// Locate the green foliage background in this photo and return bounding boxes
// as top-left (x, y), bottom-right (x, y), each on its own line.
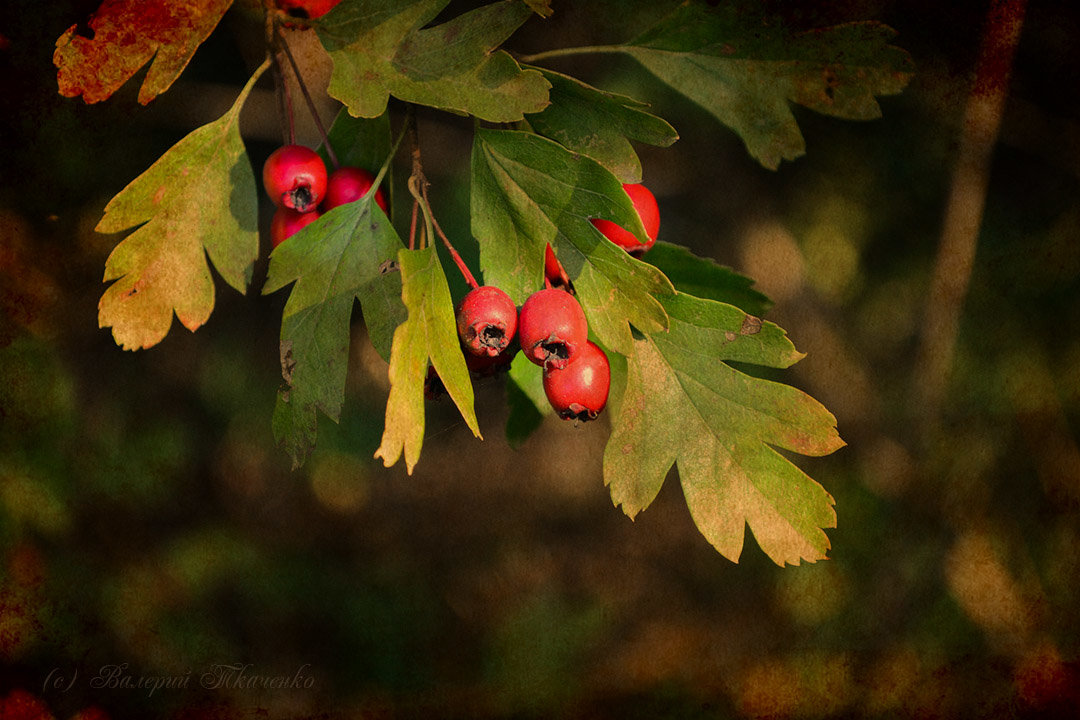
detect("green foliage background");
top-left (2, 0), bottom-right (1080, 718)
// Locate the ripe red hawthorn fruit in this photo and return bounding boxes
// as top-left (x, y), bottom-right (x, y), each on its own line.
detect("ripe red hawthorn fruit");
top-left (543, 341), bottom-right (610, 421)
top-left (591, 183), bottom-right (660, 256)
top-left (270, 206), bottom-right (321, 248)
top-left (518, 288), bottom-right (588, 370)
top-left (275, 0), bottom-right (342, 20)
top-left (263, 145), bottom-right (327, 213)
top-left (456, 286), bottom-right (517, 357)
top-left (323, 166), bottom-right (388, 214)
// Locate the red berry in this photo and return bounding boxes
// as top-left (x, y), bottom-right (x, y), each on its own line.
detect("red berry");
top-left (263, 145), bottom-right (327, 213)
top-left (464, 344), bottom-right (516, 377)
top-left (517, 288), bottom-right (588, 370)
top-left (270, 206), bottom-right (321, 248)
top-left (544, 243), bottom-right (566, 287)
top-left (275, 0), bottom-right (342, 20)
top-left (323, 166), bottom-right (388, 214)
top-left (591, 183), bottom-right (660, 255)
top-left (456, 286), bottom-right (518, 357)
top-left (543, 341), bottom-right (610, 421)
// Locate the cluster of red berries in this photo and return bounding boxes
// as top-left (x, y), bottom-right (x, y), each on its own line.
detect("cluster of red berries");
top-left (448, 183), bottom-right (660, 421)
top-left (263, 144), bottom-right (387, 248)
top-left (455, 285), bottom-right (610, 421)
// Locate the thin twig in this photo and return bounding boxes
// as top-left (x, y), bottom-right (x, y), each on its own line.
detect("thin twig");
top-left (265, 12), bottom-right (293, 145)
top-left (275, 22), bottom-right (338, 167)
top-left (913, 0), bottom-right (1028, 438)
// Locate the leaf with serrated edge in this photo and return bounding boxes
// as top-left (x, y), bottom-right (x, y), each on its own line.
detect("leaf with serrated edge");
top-left (525, 67), bottom-right (678, 183)
top-left (642, 241), bottom-right (772, 316)
top-left (375, 246), bottom-right (481, 474)
top-left (318, 0), bottom-right (549, 121)
top-left (604, 293), bottom-right (844, 566)
top-left (620, 2), bottom-right (913, 169)
top-left (95, 59), bottom-right (266, 351)
top-left (263, 194), bottom-right (406, 468)
top-left (471, 129), bottom-right (672, 355)
top-left (54, 0), bottom-right (234, 104)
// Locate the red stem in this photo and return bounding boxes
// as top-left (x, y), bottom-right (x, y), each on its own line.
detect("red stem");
top-left (427, 191), bottom-right (479, 290)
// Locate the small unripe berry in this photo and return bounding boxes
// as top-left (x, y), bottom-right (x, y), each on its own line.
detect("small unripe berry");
top-left (270, 206), bottom-right (321, 248)
top-left (518, 288), bottom-right (588, 370)
top-left (543, 341), bottom-right (610, 421)
top-left (323, 166), bottom-right (388, 214)
top-left (591, 183), bottom-right (659, 256)
top-left (263, 145), bottom-right (327, 213)
top-left (456, 286), bottom-right (518, 357)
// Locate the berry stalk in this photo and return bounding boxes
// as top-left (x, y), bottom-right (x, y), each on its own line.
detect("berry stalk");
top-left (273, 22), bottom-right (338, 169)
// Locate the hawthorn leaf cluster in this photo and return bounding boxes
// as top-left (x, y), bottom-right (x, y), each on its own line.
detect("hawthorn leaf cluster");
top-left (60, 0), bottom-right (914, 564)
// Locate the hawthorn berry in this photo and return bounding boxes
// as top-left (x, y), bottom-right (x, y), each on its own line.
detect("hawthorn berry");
top-left (270, 206), bottom-right (321, 248)
top-left (464, 344), bottom-right (516, 377)
top-left (543, 341), bottom-right (610, 421)
top-left (263, 145), bottom-right (327, 213)
top-left (275, 0), bottom-right (341, 20)
top-left (323, 166), bottom-right (388, 214)
top-left (456, 286), bottom-right (517, 357)
top-left (518, 288), bottom-right (588, 370)
top-left (544, 244), bottom-right (566, 287)
top-left (591, 183), bottom-right (660, 255)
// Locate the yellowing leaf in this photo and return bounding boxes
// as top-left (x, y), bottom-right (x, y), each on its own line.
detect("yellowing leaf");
top-left (604, 293), bottom-right (844, 565)
top-left (54, 0), bottom-right (234, 105)
top-left (95, 60), bottom-right (266, 350)
top-left (375, 247), bottom-right (481, 474)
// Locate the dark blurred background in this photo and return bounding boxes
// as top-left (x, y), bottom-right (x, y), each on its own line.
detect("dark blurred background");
top-left (2, 0), bottom-right (1079, 717)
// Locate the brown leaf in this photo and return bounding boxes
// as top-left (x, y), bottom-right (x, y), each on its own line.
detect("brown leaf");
top-left (54, 0), bottom-right (234, 105)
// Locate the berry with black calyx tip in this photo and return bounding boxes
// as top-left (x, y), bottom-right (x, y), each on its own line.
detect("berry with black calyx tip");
top-left (543, 341), bottom-right (610, 421)
top-left (263, 145), bottom-right (327, 213)
top-left (456, 286), bottom-right (518, 358)
top-left (517, 288), bottom-right (588, 371)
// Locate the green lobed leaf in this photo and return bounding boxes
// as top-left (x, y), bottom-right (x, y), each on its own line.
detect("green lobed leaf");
top-left (620, 2), bottom-right (914, 169)
top-left (321, 108), bottom-right (392, 173)
top-left (470, 128), bottom-right (673, 355)
top-left (641, 241), bottom-right (772, 316)
top-left (263, 195), bottom-right (406, 469)
top-left (524, 67), bottom-right (678, 183)
top-left (318, 0), bottom-right (550, 121)
top-left (504, 352), bottom-right (549, 448)
top-left (604, 292), bottom-right (844, 566)
top-left (95, 59), bottom-right (266, 351)
top-left (374, 246), bottom-right (481, 474)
